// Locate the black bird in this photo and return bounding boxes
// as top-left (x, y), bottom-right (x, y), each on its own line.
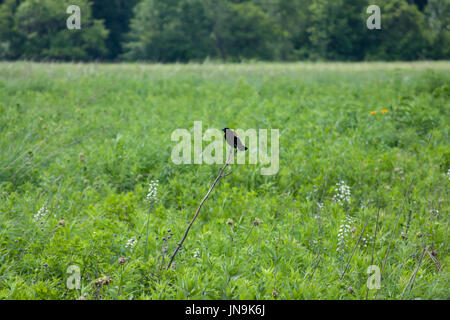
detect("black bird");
top-left (222, 128), bottom-right (248, 151)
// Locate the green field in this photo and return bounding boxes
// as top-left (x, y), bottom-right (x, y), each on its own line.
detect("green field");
top-left (0, 62), bottom-right (448, 300)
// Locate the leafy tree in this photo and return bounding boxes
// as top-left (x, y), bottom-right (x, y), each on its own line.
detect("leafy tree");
top-left (123, 0), bottom-right (276, 62)
top-left (305, 0), bottom-right (371, 60)
top-left (204, 0), bottom-right (232, 60)
top-left (409, 0), bottom-right (429, 11)
top-left (90, 0), bottom-right (140, 60)
top-left (253, 0), bottom-right (309, 60)
top-left (176, 0), bottom-right (214, 61)
top-left (219, 0), bottom-right (276, 60)
top-left (1, 0), bottom-right (449, 62)
top-left (327, 0), bottom-right (370, 61)
top-left (1, 0), bottom-right (108, 60)
top-left (365, 0), bottom-right (431, 60)
top-left (123, 0), bottom-right (212, 62)
top-left (0, 0), bottom-right (24, 59)
top-left (425, 0), bottom-right (450, 59)
top-left (306, 0), bottom-right (334, 60)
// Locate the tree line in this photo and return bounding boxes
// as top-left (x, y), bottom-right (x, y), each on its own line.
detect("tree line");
top-left (0, 0), bottom-right (448, 62)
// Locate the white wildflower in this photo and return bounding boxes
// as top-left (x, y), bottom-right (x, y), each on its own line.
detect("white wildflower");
top-left (430, 209), bottom-right (439, 215)
top-left (193, 248), bottom-right (200, 258)
top-left (33, 206), bottom-right (48, 222)
top-left (336, 216), bottom-right (355, 253)
top-left (332, 181), bottom-right (351, 205)
top-left (146, 179), bottom-right (159, 203)
top-left (125, 238), bottom-right (137, 249)
top-left (315, 202), bottom-right (323, 220)
top-left (359, 237), bottom-right (368, 249)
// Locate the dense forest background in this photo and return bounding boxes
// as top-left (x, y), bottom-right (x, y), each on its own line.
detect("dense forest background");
top-left (0, 0), bottom-right (448, 62)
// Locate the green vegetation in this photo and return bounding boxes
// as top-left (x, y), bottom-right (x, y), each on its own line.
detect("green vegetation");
top-left (0, 62), bottom-right (449, 299)
top-left (0, 0), bottom-right (449, 62)
top-left (0, 0), bottom-right (108, 60)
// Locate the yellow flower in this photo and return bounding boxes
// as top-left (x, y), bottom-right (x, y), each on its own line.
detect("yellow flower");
top-left (381, 109), bottom-right (388, 114)
top-left (370, 111), bottom-right (377, 115)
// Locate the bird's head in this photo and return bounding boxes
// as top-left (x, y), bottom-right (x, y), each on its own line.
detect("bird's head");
top-left (222, 128), bottom-right (229, 133)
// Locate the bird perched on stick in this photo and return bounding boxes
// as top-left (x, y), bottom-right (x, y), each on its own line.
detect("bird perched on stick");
top-left (222, 128), bottom-right (248, 151)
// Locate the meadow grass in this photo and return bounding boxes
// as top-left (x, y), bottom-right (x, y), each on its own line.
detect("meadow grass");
top-left (0, 61), bottom-right (448, 299)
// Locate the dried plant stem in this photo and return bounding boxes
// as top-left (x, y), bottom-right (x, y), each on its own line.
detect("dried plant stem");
top-left (401, 245), bottom-right (428, 297)
top-left (425, 247), bottom-right (441, 271)
top-left (166, 149), bottom-right (234, 270)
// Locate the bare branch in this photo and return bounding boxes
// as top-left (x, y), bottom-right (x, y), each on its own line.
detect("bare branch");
top-left (166, 149), bottom-right (235, 270)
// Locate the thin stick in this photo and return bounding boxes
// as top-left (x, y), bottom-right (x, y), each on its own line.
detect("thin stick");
top-left (401, 245), bottom-right (428, 297)
top-left (166, 149), bottom-right (234, 270)
top-left (425, 247), bottom-right (441, 271)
